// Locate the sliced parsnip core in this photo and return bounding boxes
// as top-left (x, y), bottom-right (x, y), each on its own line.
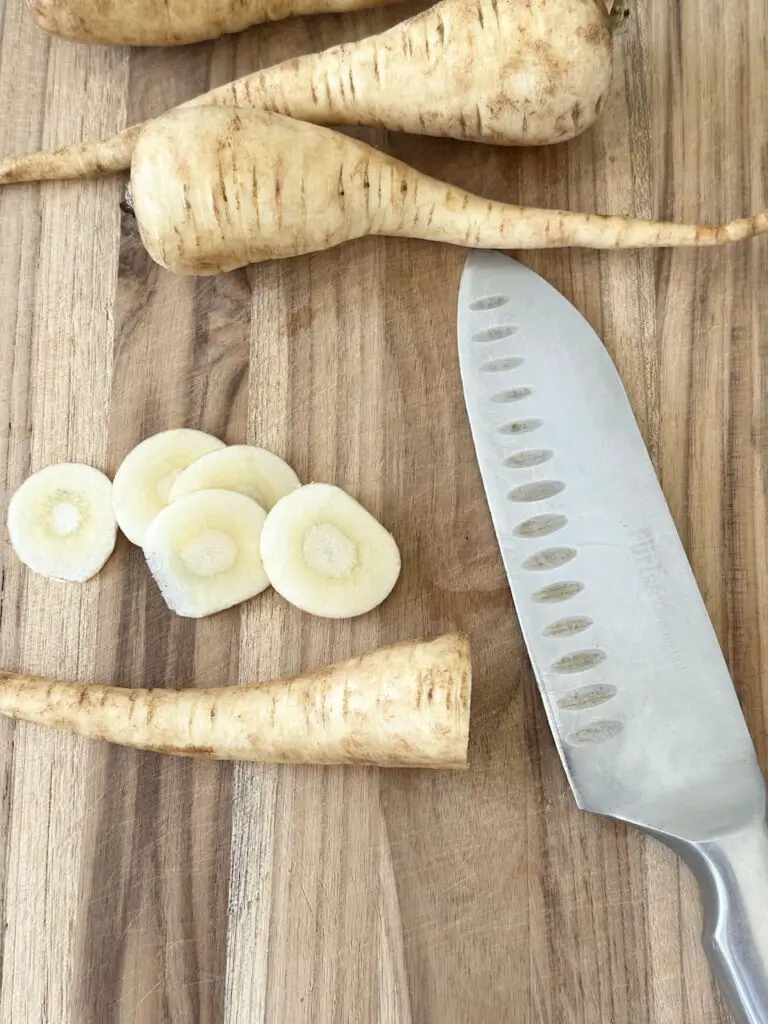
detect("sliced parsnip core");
top-left (303, 523), bottom-right (358, 578)
top-left (51, 501), bottom-right (81, 534)
top-left (7, 463), bottom-right (117, 582)
top-left (260, 483), bottom-right (401, 618)
top-left (169, 445), bottom-right (300, 510)
top-left (112, 428), bottom-right (226, 546)
top-left (180, 530), bottom-right (239, 577)
top-left (144, 489), bottom-right (269, 618)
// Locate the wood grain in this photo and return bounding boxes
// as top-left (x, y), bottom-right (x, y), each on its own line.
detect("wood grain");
top-left (0, 1), bottom-right (766, 1021)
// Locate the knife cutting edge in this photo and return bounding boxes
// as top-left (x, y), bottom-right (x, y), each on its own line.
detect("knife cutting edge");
top-left (457, 250), bottom-right (768, 1024)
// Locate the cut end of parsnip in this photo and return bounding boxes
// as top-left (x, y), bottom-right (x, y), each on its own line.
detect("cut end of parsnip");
top-left (112, 428), bottom-right (225, 546)
top-left (169, 445), bottom-right (300, 510)
top-left (7, 463), bottom-right (117, 582)
top-left (144, 488), bottom-right (269, 618)
top-left (260, 483), bottom-right (401, 619)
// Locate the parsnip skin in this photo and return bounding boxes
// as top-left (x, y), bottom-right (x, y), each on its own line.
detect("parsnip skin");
top-left (0, 634), bottom-right (471, 768)
top-left (132, 107), bottom-right (768, 276)
top-left (28, 0), bottom-right (402, 47)
top-left (0, 0), bottom-right (614, 183)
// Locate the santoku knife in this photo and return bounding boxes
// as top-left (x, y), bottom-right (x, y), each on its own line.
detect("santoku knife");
top-left (457, 250), bottom-right (768, 1024)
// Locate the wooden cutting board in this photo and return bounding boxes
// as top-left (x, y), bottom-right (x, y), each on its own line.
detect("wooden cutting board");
top-left (0, 2), bottom-right (766, 1021)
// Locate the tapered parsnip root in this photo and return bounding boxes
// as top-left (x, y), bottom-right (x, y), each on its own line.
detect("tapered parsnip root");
top-left (132, 107), bottom-right (768, 275)
top-left (1, 0), bottom-right (615, 184)
top-left (28, 0), bottom-right (403, 47)
top-left (0, 634), bottom-right (471, 767)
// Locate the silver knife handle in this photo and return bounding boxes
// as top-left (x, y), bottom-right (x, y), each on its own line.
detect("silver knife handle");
top-left (668, 806), bottom-right (768, 1024)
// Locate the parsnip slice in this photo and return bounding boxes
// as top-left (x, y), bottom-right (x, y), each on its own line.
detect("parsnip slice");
top-left (112, 428), bottom-right (225, 545)
top-left (7, 463), bottom-right (117, 581)
top-left (144, 489), bottom-right (269, 618)
top-left (169, 445), bottom-right (300, 510)
top-left (260, 483), bottom-right (401, 618)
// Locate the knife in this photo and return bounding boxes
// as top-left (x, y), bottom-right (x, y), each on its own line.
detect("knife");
top-left (457, 250), bottom-right (768, 1024)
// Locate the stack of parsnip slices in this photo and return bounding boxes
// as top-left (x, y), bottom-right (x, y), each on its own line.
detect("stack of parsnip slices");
top-left (7, 430), bottom-right (401, 620)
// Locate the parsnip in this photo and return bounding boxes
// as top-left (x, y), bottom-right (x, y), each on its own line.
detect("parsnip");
top-left (260, 483), bottom-right (401, 618)
top-left (132, 107), bottom-right (768, 275)
top-left (0, 634), bottom-right (471, 767)
top-left (144, 489), bottom-right (270, 618)
top-left (169, 445), bottom-right (300, 509)
top-left (112, 427), bottom-right (225, 546)
top-left (0, 0), bottom-right (616, 184)
top-left (28, 0), bottom-right (402, 47)
top-left (7, 463), bottom-right (117, 582)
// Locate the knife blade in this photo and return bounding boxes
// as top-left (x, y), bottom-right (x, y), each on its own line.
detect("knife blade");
top-left (457, 251), bottom-right (768, 1024)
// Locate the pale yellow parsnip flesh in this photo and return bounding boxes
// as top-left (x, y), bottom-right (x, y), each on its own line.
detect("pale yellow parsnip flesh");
top-left (7, 463), bottom-right (117, 582)
top-left (144, 489), bottom-right (270, 618)
top-left (259, 483), bottom-right (402, 618)
top-left (112, 428), bottom-right (225, 546)
top-left (169, 445), bottom-right (300, 509)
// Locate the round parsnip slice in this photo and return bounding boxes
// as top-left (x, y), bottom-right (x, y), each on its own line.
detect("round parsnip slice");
top-left (7, 463), bottom-right (117, 582)
top-left (144, 489), bottom-right (269, 618)
top-left (260, 483), bottom-right (401, 618)
top-left (169, 445), bottom-right (300, 510)
top-left (113, 428), bottom-right (225, 545)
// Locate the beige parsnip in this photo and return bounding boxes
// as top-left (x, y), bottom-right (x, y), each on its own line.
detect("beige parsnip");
top-left (0, 0), bottom-right (616, 184)
top-left (0, 634), bottom-right (471, 767)
top-left (27, 0), bottom-right (402, 46)
top-left (132, 107), bottom-right (768, 275)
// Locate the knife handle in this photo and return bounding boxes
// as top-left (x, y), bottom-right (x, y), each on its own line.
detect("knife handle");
top-left (671, 806), bottom-right (768, 1024)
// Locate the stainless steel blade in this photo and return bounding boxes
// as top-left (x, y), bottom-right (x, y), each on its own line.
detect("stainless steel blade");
top-left (457, 251), bottom-right (764, 840)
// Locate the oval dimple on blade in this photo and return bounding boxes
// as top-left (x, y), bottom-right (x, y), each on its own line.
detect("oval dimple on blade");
top-left (557, 684), bottom-right (617, 711)
top-left (498, 419), bottom-right (543, 436)
top-left (551, 649), bottom-right (607, 674)
top-left (473, 325), bottom-right (517, 343)
top-left (469, 295), bottom-right (509, 312)
top-left (544, 615), bottom-right (593, 638)
top-left (504, 449), bottom-right (553, 468)
top-left (508, 480), bottom-right (564, 502)
top-left (522, 547), bottom-right (576, 571)
top-left (492, 387), bottom-right (534, 404)
top-left (565, 720), bottom-right (623, 746)
top-left (481, 356), bottom-right (525, 373)
top-left (531, 581), bottom-right (584, 603)
top-left (514, 513), bottom-right (568, 538)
